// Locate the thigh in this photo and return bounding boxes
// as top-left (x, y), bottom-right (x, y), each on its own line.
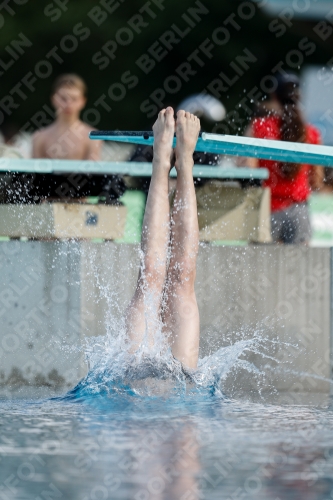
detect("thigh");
top-left (162, 284), bottom-right (200, 369)
top-left (125, 274), bottom-right (164, 352)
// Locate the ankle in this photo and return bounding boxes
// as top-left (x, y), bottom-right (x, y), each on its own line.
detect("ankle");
top-left (152, 159), bottom-right (171, 176)
top-left (175, 153), bottom-right (194, 171)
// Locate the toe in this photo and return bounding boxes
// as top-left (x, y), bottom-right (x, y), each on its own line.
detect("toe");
top-left (165, 107), bottom-right (174, 124)
top-left (177, 109), bottom-right (186, 120)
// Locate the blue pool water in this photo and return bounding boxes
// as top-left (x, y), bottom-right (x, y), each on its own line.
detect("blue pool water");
top-left (1, 336), bottom-right (333, 500)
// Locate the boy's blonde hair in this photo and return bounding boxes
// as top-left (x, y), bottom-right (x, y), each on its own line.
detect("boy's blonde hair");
top-left (51, 74), bottom-right (87, 97)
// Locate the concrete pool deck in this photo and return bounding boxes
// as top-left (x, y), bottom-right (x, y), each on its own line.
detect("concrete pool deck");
top-left (0, 242), bottom-right (331, 395)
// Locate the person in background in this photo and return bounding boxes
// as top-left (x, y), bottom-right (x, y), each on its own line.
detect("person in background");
top-left (32, 73), bottom-right (101, 160)
top-left (245, 73), bottom-right (324, 244)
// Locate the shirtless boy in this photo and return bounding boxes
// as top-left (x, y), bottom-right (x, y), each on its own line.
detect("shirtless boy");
top-left (32, 74), bottom-right (101, 160)
top-left (125, 107), bottom-right (201, 370)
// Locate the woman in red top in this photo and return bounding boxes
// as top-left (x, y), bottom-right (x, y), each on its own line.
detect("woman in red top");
top-left (250, 73), bottom-right (323, 244)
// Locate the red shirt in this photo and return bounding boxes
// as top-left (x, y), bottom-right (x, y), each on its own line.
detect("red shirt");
top-left (252, 116), bottom-right (321, 212)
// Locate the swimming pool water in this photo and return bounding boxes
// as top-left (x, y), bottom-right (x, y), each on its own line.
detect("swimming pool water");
top-left (1, 345), bottom-right (333, 500)
top-left (1, 392), bottom-right (333, 499)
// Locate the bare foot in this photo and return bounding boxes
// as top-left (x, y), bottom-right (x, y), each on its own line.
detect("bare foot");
top-left (152, 107), bottom-right (175, 169)
top-left (175, 110), bottom-right (200, 171)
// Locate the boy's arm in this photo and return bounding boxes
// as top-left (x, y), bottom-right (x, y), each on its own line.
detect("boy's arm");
top-left (32, 131), bottom-right (45, 158)
top-left (86, 136), bottom-right (102, 161)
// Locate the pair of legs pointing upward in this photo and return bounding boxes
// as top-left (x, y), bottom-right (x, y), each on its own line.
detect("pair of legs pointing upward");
top-left (125, 108), bottom-right (200, 369)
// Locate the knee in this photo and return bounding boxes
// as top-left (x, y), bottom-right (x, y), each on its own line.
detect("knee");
top-left (141, 260), bottom-right (166, 290)
top-left (168, 258), bottom-right (196, 288)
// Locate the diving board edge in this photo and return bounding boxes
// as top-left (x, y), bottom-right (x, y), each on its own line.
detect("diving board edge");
top-left (89, 131), bottom-right (333, 167)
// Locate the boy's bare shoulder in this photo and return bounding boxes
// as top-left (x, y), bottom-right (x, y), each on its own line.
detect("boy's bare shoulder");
top-left (80, 121), bottom-right (97, 135)
top-left (77, 122), bottom-right (99, 146)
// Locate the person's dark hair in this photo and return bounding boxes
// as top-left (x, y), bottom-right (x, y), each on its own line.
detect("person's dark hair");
top-left (275, 73), bottom-right (305, 142)
top-left (274, 73), bottom-right (306, 178)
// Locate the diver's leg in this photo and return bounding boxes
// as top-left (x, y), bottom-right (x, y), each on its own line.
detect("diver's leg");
top-left (163, 110), bottom-right (201, 369)
top-left (125, 107), bottom-right (174, 351)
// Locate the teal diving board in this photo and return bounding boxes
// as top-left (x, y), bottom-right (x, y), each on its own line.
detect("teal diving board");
top-left (90, 131), bottom-right (333, 167)
top-left (0, 158), bottom-right (269, 180)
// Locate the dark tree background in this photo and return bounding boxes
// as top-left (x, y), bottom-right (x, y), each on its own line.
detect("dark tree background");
top-left (0, 0), bottom-right (332, 134)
